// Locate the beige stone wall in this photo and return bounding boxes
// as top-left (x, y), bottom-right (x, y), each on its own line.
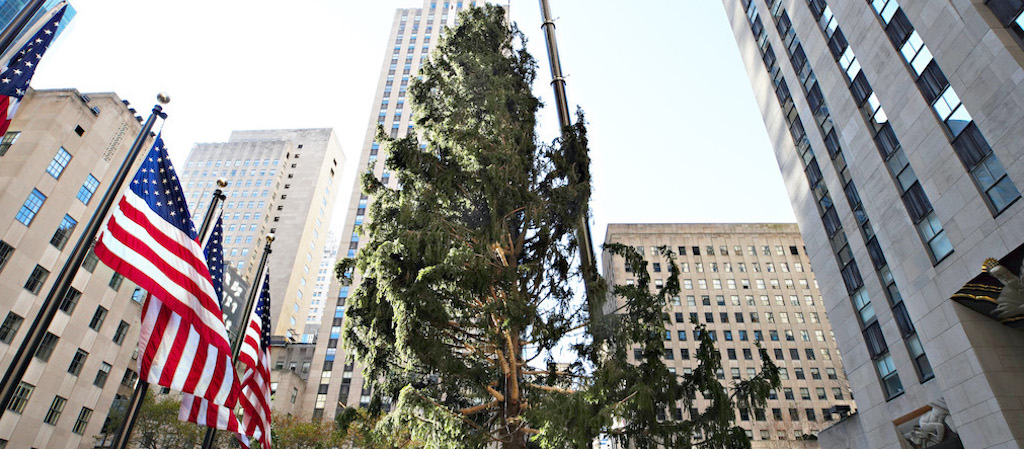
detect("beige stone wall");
top-left (0, 88), bottom-right (149, 447)
top-left (721, 0), bottom-right (1024, 447)
top-left (604, 223), bottom-right (852, 446)
top-left (181, 128), bottom-right (345, 338)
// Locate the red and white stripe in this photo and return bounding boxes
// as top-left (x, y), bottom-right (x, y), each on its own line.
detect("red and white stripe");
top-left (96, 192), bottom-right (238, 406)
top-left (0, 96), bottom-right (19, 136)
top-left (236, 298), bottom-right (272, 448)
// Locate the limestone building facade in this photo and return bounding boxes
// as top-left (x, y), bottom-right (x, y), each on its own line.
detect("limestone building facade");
top-left (0, 88), bottom-right (150, 448)
top-left (604, 223), bottom-right (855, 447)
top-left (721, 0), bottom-right (1024, 447)
top-left (304, 0), bottom-right (477, 420)
top-left (180, 129), bottom-right (345, 338)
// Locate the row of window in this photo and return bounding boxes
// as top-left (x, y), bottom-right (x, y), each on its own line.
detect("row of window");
top-left (16, 174), bottom-right (98, 227)
top-left (871, 0), bottom-right (1020, 216)
top-left (742, 0), bottom-right (907, 400)
top-left (671, 277), bottom-right (814, 290)
top-left (804, 0), bottom-right (935, 384)
top-left (650, 260), bottom-right (807, 273)
top-left (186, 158), bottom-right (279, 168)
top-left (668, 293), bottom-right (821, 309)
top-left (658, 407), bottom-right (835, 439)
top-left (7, 382), bottom-right (92, 433)
top-left (667, 307), bottom-right (827, 327)
top-left (631, 244), bottom-right (801, 258)
top-left (187, 168), bottom-right (276, 178)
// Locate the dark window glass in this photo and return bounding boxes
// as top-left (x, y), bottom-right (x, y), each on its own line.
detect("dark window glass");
top-left (59, 288), bottom-right (81, 314)
top-left (873, 124), bottom-right (900, 158)
top-left (916, 61), bottom-right (949, 104)
top-left (850, 72), bottom-right (872, 106)
top-left (827, 28), bottom-right (848, 58)
top-left (864, 322), bottom-right (888, 358)
top-left (24, 265), bottom-right (50, 294)
top-left (951, 123), bottom-right (992, 169)
top-left (885, 8), bottom-right (914, 44)
top-left (902, 182), bottom-right (934, 222)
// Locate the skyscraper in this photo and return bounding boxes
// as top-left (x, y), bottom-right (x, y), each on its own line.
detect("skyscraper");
top-left (722, 1), bottom-right (1024, 447)
top-left (604, 223), bottom-right (854, 447)
top-left (0, 88), bottom-right (148, 447)
top-left (180, 129), bottom-right (345, 338)
top-left (0, 0), bottom-right (77, 42)
top-left (303, 0), bottom-right (477, 420)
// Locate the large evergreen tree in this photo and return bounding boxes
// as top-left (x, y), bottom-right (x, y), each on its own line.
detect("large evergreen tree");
top-left (338, 6), bottom-right (779, 449)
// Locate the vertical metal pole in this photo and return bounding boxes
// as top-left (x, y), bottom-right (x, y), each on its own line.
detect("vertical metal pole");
top-left (110, 181), bottom-right (227, 449)
top-left (201, 235), bottom-right (274, 449)
top-left (0, 0), bottom-right (45, 59)
top-left (0, 95), bottom-right (169, 424)
top-left (537, 0), bottom-right (597, 299)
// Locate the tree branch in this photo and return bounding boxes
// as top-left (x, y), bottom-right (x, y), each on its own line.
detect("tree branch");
top-left (525, 383), bottom-right (575, 394)
top-left (460, 400), bottom-right (499, 416)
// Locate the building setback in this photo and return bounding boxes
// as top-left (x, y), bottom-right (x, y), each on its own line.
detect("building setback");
top-left (180, 129), bottom-right (345, 338)
top-left (603, 223), bottom-right (854, 447)
top-left (721, 0), bottom-right (1024, 447)
top-left (0, 88), bottom-right (150, 447)
top-left (303, 0), bottom-right (477, 420)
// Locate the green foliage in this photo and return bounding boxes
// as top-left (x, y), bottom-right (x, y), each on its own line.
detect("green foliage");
top-left (271, 413), bottom-right (345, 449)
top-left (337, 5), bottom-right (778, 449)
top-left (125, 393), bottom-right (235, 449)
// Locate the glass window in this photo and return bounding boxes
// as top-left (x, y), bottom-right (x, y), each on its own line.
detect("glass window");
top-left (50, 215), bottom-right (78, 250)
top-left (46, 148), bottom-right (72, 179)
top-left (43, 395), bottom-right (66, 425)
top-left (94, 362), bottom-right (112, 387)
top-left (72, 407), bottom-right (92, 434)
top-left (0, 131), bottom-right (20, 155)
top-left (24, 265), bottom-right (50, 294)
top-left (35, 332), bottom-right (59, 361)
top-left (68, 349), bottom-right (88, 376)
top-left (16, 189), bottom-right (47, 225)
top-left (59, 288), bottom-right (81, 314)
top-left (77, 174), bottom-right (100, 204)
top-left (7, 382), bottom-right (33, 414)
top-left (89, 306), bottom-right (107, 331)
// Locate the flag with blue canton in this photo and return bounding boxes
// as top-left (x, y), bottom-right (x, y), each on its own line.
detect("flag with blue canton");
top-left (128, 135), bottom-right (198, 239)
top-left (256, 272), bottom-right (270, 349)
top-left (204, 214), bottom-right (225, 307)
top-left (0, 3), bottom-right (67, 136)
top-left (96, 133), bottom-right (238, 412)
top-left (236, 270), bottom-right (272, 448)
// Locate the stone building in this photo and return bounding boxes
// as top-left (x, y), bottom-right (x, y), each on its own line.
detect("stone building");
top-left (180, 129), bottom-right (345, 338)
top-left (604, 223), bottom-right (855, 447)
top-left (721, 0), bottom-right (1024, 447)
top-left (304, 0), bottom-right (478, 420)
top-left (0, 88), bottom-right (151, 447)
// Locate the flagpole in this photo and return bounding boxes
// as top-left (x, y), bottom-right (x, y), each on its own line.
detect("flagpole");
top-left (200, 234), bottom-right (274, 449)
top-left (0, 94), bottom-right (169, 423)
top-left (109, 181), bottom-right (228, 449)
top-left (537, 0), bottom-right (598, 311)
top-left (0, 0), bottom-right (45, 59)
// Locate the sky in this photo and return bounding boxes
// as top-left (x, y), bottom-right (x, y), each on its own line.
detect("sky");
top-left (29, 0), bottom-right (796, 253)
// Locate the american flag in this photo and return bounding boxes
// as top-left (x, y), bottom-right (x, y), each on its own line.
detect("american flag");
top-left (237, 271), bottom-right (273, 448)
top-left (179, 214), bottom-right (242, 431)
top-left (0, 4), bottom-right (66, 136)
top-left (94, 136), bottom-right (238, 409)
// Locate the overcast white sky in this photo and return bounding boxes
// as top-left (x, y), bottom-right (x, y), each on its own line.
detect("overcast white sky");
top-left (30, 0), bottom-right (796, 249)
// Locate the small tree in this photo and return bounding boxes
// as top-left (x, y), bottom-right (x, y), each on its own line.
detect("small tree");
top-left (271, 412), bottom-right (345, 449)
top-left (339, 5), bottom-right (779, 449)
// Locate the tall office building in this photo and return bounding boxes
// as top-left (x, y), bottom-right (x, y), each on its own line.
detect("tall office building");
top-left (303, 231), bottom-right (338, 343)
top-left (721, 0), bottom-right (1024, 447)
top-left (180, 129), bottom-right (344, 339)
top-left (303, 0), bottom-right (477, 420)
top-left (0, 0), bottom-right (77, 41)
top-left (603, 223), bottom-right (855, 447)
top-left (0, 88), bottom-right (149, 447)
